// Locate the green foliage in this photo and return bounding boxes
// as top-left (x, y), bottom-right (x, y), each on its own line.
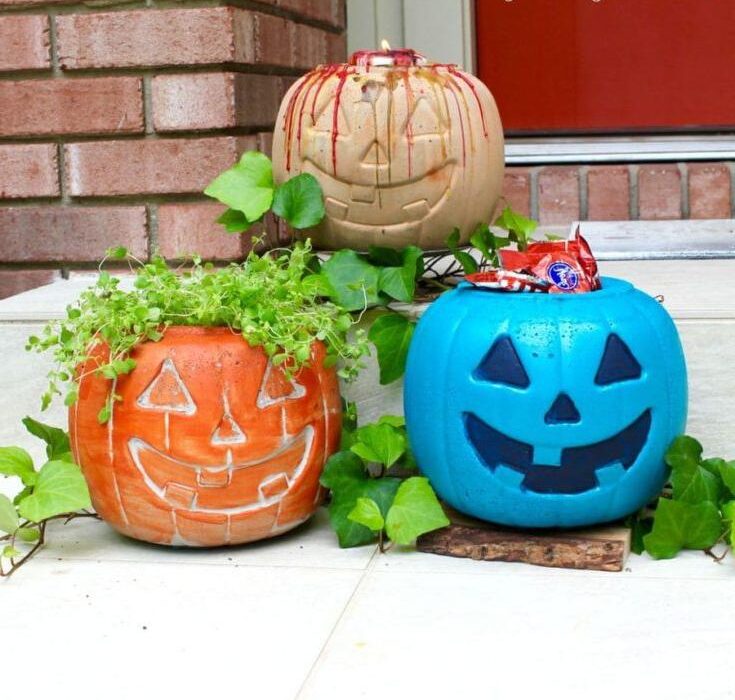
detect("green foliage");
top-left (28, 241), bottom-right (368, 418)
top-left (320, 250), bottom-right (381, 311)
top-left (0, 419), bottom-right (93, 577)
top-left (367, 313), bottom-right (416, 385)
top-left (321, 408), bottom-right (445, 550)
top-left (272, 173), bottom-right (326, 229)
top-left (204, 151), bottom-right (275, 225)
top-left (384, 477), bottom-right (449, 545)
top-left (633, 435), bottom-right (735, 559)
top-left (17, 460), bottom-right (90, 523)
top-left (493, 205), bottom-right (538, 251)
top-left (445, 228), bottom-right (478, 274)
top-left (205, 151), bottom-right (326, 232)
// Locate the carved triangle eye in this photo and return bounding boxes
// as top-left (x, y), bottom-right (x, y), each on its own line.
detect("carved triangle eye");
top-left (137, 358), bottom-right (197, 415)
top-left (474, 336), bottom-right (530, 389)
top-left (595, 334), bottom-right (642, 386)
top-left (256, 362), bottom-right (306, 408)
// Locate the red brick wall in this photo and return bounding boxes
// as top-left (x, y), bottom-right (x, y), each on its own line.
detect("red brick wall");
top-left (502, 163), bottom-right (733, 225)
top-left (0, 0), bottom-right (346, 299)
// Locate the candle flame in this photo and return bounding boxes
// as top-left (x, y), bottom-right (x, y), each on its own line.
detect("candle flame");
top-left (380, 39), bottom-right (391, 51)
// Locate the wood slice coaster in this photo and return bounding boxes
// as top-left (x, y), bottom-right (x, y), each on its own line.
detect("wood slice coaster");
top-left (416, 506), bottom-right (631, 572)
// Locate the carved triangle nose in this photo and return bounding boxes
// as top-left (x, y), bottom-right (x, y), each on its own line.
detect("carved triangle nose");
top-left (211, 394), bottom-right (247, 445)
top-left (544, 393), bottom-right (581, 425)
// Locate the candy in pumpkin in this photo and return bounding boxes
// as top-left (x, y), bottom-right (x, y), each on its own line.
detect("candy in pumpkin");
top-left (272, 47), bottom-right (504, 251)
top-left (404, 278), bottom-right (687, 528)
top-left (70, 328), bottom-right (341, 546)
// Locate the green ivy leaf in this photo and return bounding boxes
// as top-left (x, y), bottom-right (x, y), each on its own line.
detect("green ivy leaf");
top-left (272, 173), bottom-right (325, 229)
top-left (321, 452), bottom-right (401, 547)
top-left (216, 209), bottom-right (251, 234)
top-left (377, 415), bottom-right (405, 428)
top-left (671, 462), bottom-right (721, 505)
top-left (22, 416), bottom-right (70, 461)
top-left (348, 497), bottom-right (385, 532)
top-left (368, 312), bottom-right (415, 384)
top-left (0, 446), bottom-right (36, 485)
top-left (320, 250), bottom-right (381, 311)
top-left (378, 246), bottom-right (424, 303)
top-left (0, 494), bottom-right (19, 535)
top-left (17, 460), bottom-right (91, 523)
top-left (718, 460), bottom-right (735, 496)
top-left (665, 435), bottom-right (703, 471)
top-left (384, 477), bottom-right (449, 546)
top-left (445, 228), bottom-right (478, 274)
top-left (350, 422), bottom-right (406, 468)
top-left (204, 151), bottom-right (274, 222)
top-left (320, 450), bottom-right (367, 492)
top-left (493, 206), bottom-right (538, 251)
top-left (643, 498), bottom-right (722, 559)
top-left (722, 500), bottom-right (735, 549)
top-left (367, 246), bottom-right (403, 267)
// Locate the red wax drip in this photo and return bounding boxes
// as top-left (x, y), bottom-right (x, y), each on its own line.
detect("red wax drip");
top-left (349, 48), bottom-right (425, 68)
top-left (447, 66), bottom-right (488, 137)
top-left (282, 68), bottom-right (320, 172)
top-left (401, 72), bottom-right (415, 179)
top-left (330, 66), bottom-right (353, 175)
top-left (444, 75), bottom-right (467, 168)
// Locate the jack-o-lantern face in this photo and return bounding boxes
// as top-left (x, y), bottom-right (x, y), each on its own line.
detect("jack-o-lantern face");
top-left (70, 328), bottom-right (341, 546)
top-left (273, 50), bottom-right (505, 251)
top-left (404, 278), bottom-right (688, 529)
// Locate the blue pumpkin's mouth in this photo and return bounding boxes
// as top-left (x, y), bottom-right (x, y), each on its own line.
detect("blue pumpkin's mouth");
top-left (463, 410), bottom-right (652, 494)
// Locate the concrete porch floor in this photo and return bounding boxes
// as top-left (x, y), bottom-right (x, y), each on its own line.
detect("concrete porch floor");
top-left (2, 245), bottom-right (735, 699)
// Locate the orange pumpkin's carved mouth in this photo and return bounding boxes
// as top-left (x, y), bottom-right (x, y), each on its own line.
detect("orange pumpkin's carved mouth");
top-left (127, 427), bottom-right (314, 515)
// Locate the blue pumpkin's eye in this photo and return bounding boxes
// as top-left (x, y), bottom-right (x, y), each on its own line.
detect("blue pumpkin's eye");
top-left (595, 334), bottom-right (642, 386)
top-left (474, 336), bottom-right (530, 388)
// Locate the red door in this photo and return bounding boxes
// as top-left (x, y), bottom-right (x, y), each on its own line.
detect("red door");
top-left (475, 0), bottom-right (735, 134)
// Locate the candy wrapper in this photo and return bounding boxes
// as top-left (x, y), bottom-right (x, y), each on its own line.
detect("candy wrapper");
top-left (466, 227), bottom-right (601, 294)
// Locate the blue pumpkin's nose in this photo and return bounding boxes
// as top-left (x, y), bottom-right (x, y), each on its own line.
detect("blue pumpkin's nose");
top-left (545, 393), bottom-right (581, 425)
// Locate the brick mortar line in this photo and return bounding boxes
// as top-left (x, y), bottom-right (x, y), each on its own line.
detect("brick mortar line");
top-left (629, 164), bottom-right (639, 219)
top-left (147, 203), bottom-right (157, 256)
top-left (578, 164), bottom-right (588, 220)
top-left (529, 166), bottom-right (539, 220)
top-left (728, 162), bottom-right (735, 216)
top-left (142, 72), bottom-right (153, 134)
top-left (0, 63), bottom-right (314, 81)
top-left (0, 193), bottom-right (221, 206)
top-left (0, 0), bottom-right (347, 34)
top-left (678, 162), bottom-right (689, 219)
top-left (0, 126), bottom-right (276, 144)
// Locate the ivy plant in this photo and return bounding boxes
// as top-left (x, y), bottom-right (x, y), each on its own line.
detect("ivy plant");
top-left (320, 407), bottom-right (448, 550)
top-left (630, 435), bottom-right (735, 560)
top-left (0, 418), bottom-right (94, 577)
top-left (205, 151), bottom-right (325, 233)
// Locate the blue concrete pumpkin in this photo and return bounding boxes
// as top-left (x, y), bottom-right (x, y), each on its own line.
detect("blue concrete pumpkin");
top-left (404, 277), bottom-right (687, 528)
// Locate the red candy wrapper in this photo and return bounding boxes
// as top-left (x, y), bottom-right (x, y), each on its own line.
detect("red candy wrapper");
top-left (498, 227), bottom-right (601, 294)
top-left (465, 269), bottom-right (549, 293)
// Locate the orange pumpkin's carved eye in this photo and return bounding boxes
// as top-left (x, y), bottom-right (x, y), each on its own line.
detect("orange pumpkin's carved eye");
top-left (256, 362), bottom-right (306, 408)
top-left (136, 358), bottom-right (196, 415)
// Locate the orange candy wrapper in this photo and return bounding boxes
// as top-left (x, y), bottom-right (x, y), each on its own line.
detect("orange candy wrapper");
top-left (466, 227), bottom-right (601, 294)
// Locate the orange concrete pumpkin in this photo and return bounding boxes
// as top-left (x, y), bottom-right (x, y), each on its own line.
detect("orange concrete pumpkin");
top-left (272, 48), bottom-right (505, 251)
top-left (69, 327), bottom-right (341, 547)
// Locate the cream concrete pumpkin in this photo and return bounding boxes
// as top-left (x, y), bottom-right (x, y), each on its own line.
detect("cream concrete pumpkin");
top-left (272, 48), bottom-right (505, 251)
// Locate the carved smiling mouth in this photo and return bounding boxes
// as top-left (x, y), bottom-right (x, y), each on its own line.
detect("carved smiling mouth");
top-left (464, 411), bottom-right (651, 494)
top-left (127, 427), bottom-right (314, 514)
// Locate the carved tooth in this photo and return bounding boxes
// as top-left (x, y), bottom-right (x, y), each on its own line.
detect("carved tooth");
top-left (164, 483), bottom-right (197, 509)
top-left (402, 199), bottom-right (431, 221)
top-left (325, 197), bottom-right (349, 220)
top-left (258, 473), bottom-right (290, 500)
top-left (197, 469), bottom-right (231, 488)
